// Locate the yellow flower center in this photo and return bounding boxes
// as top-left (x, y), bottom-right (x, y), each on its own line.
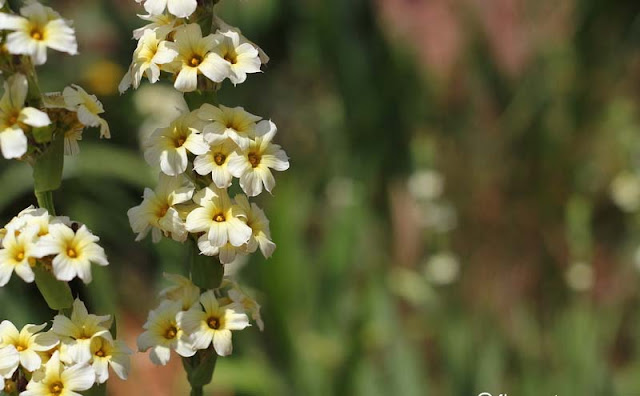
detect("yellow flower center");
top-left (156, 204), bottom-right (170, 218)
top-left (164, 326), bottom-right (178, 340)
top-left (15, 344), bottom-right (25, 352)
top-left (214, 152), bottom-right (226, 166)
top-left (15, 250), bottom-right (25, 261)
top-left (189, 55), bottom-right (203, 67)
top-left (49, 381), bottom-right (64, 395)
top-left (174, 136), bottom-right (186, 148)
top-left (223, 52), bottom-right (238, 65)
top-left (67, 248), bottom-right (78, 258)
top-left (213, 213), bottom-right (225, 223)
top-left (207, 316), bottom-right (220, 330)
top-left (30, 28), bottom-right (43, 41)
top-left (248, 152), bottom-right (261, 168)
top-left (95, 349), bottom-right (106, 358)
top-left (7, 114), bottom-right (18, 126)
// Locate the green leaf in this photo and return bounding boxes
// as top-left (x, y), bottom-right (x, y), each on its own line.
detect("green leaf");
top-left (33, 132), bottom-right (64, 193)
top-left (189, 241), bottom-right (224, 290)
top-left (33, 265), bottom-right (73, 310)
top-left (109, 316), bottom-right (117, 339)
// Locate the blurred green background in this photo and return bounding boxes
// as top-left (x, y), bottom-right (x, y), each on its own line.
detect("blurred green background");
top-left (3, 0), bottom-right (640, 394)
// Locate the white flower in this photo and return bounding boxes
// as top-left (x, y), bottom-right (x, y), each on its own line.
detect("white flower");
top-left (119, 29), bottom-right (178, 93)
top-left (62, 85), bottom-right (110, 139)
top-left (186, 185), bottom-right (252, 249)
top-left (0, 321), bottom-right (59, 372)
top-left (228, 120), bottom-right (289, 196)
top-left (158, 273), bottom-right (200, 311)
top-left (137, 300), bottom-right (196, 366)
top-left (213, 15), bottom-right (269, 64)
top-left (197, 237), bottom-right (246, 264)
top-left (0, 2), bottom-right (77, 65)
top-left (214, 30), bottom-right (262, 85)
top-left (228, 286), bottom-right (264, 332)
top-left (197, 104), bottom-right (261, 151)
top-left (0, 226), bottom-right (39, 286)
top-left (0, 74), bottom-right (51, 159)
top-left (177, 290), bottom-right (249, 356)
top-left (0, 344), bottom-right (19, 389)
top-left (193, 137), bottom-right (237, 188)
top-left (136, 0), bottom-right (197, 18)
top-left (128, 173), bottom-right (195, 243)
top-left (144, 111), bottom-right (208, 175)
top-left (21, 351), bottom-right (95, 396)
top-left (89, 336), bottom-right (132, 383)
top-left (166, 24), bottom-right (230, 92)
top-left (51, 299), bottom-right (113, 365)
top-left (234, 194), bottom-right (276, 258)
top-left (32, 223), bottom-right (108, 283)
top-left (132, 13), bottom-right (179, 40)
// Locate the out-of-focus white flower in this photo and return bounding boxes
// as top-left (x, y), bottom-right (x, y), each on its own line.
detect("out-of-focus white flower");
top-left (185, 185), bottom-right (252, 249)
top-left (198, 104), bottom-right (260, 151)
top-left (52, 299), bottom-right (113, 365)
top-left (326, 177), bottom-right (356, 208)
top-left (214, 30), bottom-right (262, 85)
top-left (62, 85), bottom-right (110, 139)
top-left (166, 24), bottom-right (230, 92)
top-left (611, 171), bottom-right (640, 212)
top-left (423, 252), bottom-right (460, 285)
top-left (159, 273), bottom-right (200, 311)
top-left (234, 194), bottom-right (275, 258)
top-left (565, 261), bottom-right (593, 292)
top-left (0, 2), bottom-right (77, 65)
top-left (228, 120), bottom-right (290, 196)
top-left (128, 173), bottom-right (195, 243)
top-left (119, 29), bottom-right (178, 93)
top-left (136, 0), bottom-right (197, 19)
top-left (0, 226), bottom-right (39, 286)
top-left (137, 300), bottom-right (196, 366)
top-left (420, 202), bottom-right (458, 233)
top-left (0, 321), bottom-right (59, 372)
top-left (193, 138), bottom-right (237, 188)
top-left (177, 290), bottom-right (250, 356)
top-left (144, 111), bottom-right (208, 176)
top-left (408, 170), bottom-right (444, 201)
top-left (21, 351), bottom-right (95, 396)
top-left (0, 74), bottom-right (51, 159)
top-left (33, 223), bottom-right (108, 283)
top-left (89, 336), bottom-right (132, 383)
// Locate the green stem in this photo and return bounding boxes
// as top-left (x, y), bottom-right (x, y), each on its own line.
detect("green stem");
top-left (190, 387), bottom-right (204, 396)
top-left (35, 190), bottom-right (56, 216)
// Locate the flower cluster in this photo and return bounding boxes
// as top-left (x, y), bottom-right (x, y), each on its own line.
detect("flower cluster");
top-left (120, 4), bottom-right (264, 93)
top-left (0, 1), bottom-right (110, 160)
top-left (0, 206), bottom-right (108, 285)
top-left (0, 299), bottom-right (131, 394)
top-left (137, 274), bottom-right (261, 364)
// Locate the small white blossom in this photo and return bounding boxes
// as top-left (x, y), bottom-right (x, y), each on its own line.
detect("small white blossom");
top-left (166, 24), bottom-right (230, 92)
top-left (214, 30), bottom-right (262, 85)
top-left (234, 194), bottom-right (276, 258)
top-left (32, 223), bottom-right (108, 283)
top-left (21, 351), bottom-right (95, 396)
top-left (133, 13), bottom-right (179, 40)
top-left (198, 104), bottom-right (261, 151)
top-left (119, 29), bottom-right (178, 93)
top-left (128, 173), bottom-right (195, 243)
top-left (228, 120), bottom-right (289, 196)
top-left (0, 344), bottom-right (19, 389)
top-left (89, 336), bottom-right (132, 383)
top-left (0, 2), bottom-right (77, 65)
top-left (186, 185), bottom-right (252, 249)
top-left (0, 74), bottom-right (51, 159)
top-left (0, 226), bottom-right (39, 286)
top-left (0, 321), bottom-right (59, 372)
top-left (227, 283), bottom-right (264, 331)
top-left (137, 300), bottom-right (196, 365)
top-left (144, 111), bottom-right (208, 175)
top-left (193, 137), bottom-right (237, 188)
top-left (62, 85), bottom-right (110, 139)
top-left (159, 273), bottom-right (200, 311)
top-left (177, 290), bottom-right (249, 356)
